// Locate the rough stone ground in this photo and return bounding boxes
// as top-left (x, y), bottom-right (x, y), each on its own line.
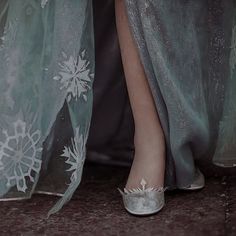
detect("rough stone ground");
top-left (0, 163), bottom-right (235, 236)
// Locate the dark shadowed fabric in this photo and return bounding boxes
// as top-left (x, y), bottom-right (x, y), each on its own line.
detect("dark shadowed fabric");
top-left (86, 0), bottom-right (134, 164)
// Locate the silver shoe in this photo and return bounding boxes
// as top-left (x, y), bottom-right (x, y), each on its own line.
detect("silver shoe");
top-left (179, 168), bottom-right (205, 190)
top-left (118, 179), bottom-right (165, 216)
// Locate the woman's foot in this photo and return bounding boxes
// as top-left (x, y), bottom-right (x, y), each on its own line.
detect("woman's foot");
top-left (125, 131), bottom-right (166, 190)
top-left (119, 131), bottom-right (166, 216)
top-left (114, 0), bottom-right (166, 191)
top-left (115, 0), bottom-right (166, 215)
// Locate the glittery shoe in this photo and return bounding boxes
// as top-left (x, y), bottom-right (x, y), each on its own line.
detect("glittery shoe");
top-left (118, 179), bottom-right (165, 216)
top-left (179, 168), bottom-right (205, 190)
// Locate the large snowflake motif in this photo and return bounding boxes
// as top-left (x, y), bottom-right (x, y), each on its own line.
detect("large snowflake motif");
top-left (60, 127), bottom-right (86, 184)
top-left (53, 50), bottom-right (93, 102)
top-left (0, 120), bottom-right (42, 192)
top-left (41, 0), bottom-right (49, 8)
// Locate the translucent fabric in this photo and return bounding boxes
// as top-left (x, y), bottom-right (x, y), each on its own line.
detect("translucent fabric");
top-left (124, 0), bottom-right (236, 187)
top-left (0, 0), bottom-right (236, 217)
top-left (0, 0), bottom-right (94, 216)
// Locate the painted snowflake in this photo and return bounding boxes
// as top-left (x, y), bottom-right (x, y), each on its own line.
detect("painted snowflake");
top-left (53, 50), bottom-right (94, 102)
top-left (0, 120), bottom-right (42, 192)
top-left (41, 0), bottom-right (49, 8)
top-left (60, 127), bottom-right (86, 184)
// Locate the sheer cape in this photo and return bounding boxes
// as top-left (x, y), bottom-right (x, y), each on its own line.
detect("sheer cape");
top-left (0, 0), bottom-right (94, 217)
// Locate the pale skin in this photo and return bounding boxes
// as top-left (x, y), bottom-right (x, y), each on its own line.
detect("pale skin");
top-left (115, 0), bottom-right (166, 189)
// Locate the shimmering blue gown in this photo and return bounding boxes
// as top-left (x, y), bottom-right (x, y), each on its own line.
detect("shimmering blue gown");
top-left (0, 0), bottom-right (235, 216)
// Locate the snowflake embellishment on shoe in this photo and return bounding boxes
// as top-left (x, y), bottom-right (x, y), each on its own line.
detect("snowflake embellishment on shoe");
top-left (119, 178), bottom-right (165, 195)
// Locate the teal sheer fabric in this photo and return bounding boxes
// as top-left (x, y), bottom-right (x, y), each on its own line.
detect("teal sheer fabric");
top-left (125, 0), bottom-right (236, 187)
top-left (0, 0), bottom-right (94, 216)
top-left (0, 0), bottom-right (236, 217)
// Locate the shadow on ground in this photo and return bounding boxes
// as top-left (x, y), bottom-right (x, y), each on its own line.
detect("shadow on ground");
top-left (0, 163), bottom-right (235, 236)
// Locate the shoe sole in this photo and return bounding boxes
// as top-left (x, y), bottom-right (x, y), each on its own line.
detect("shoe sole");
top-left (179, 183), bottom-right (205, 191)
top-left (124, 204), bottom-right (165, 216)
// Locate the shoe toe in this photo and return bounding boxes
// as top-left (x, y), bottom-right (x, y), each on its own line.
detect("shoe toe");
top-left (122, 191), bottom-right (165, 216)
top-left (180, 168), bottom-right (205, 190)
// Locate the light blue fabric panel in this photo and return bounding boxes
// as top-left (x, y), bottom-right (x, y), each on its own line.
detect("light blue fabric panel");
top-left (0, 0), bottom-right (94, 216)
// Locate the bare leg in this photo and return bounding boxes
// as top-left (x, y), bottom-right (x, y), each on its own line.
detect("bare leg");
top-left (115, 0), bottom-right (166, 188)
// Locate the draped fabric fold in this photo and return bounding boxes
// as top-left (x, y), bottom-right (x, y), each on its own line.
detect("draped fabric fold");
top-left (124, 0), bottom-right (236, 187)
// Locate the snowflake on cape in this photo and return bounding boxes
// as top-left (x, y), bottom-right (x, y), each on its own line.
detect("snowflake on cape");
top-left (41, 0), bottom-right (49, 8)
top-left (60, 127), bottom-right (86, 184)
top-left (53, 50), bottom-right (94, 102)
top-left (0, 120), bottom-right (42, 192)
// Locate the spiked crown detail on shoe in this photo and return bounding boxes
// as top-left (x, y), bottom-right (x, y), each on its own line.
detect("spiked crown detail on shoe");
top-left (118, 178), bottom-right (166, 216)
